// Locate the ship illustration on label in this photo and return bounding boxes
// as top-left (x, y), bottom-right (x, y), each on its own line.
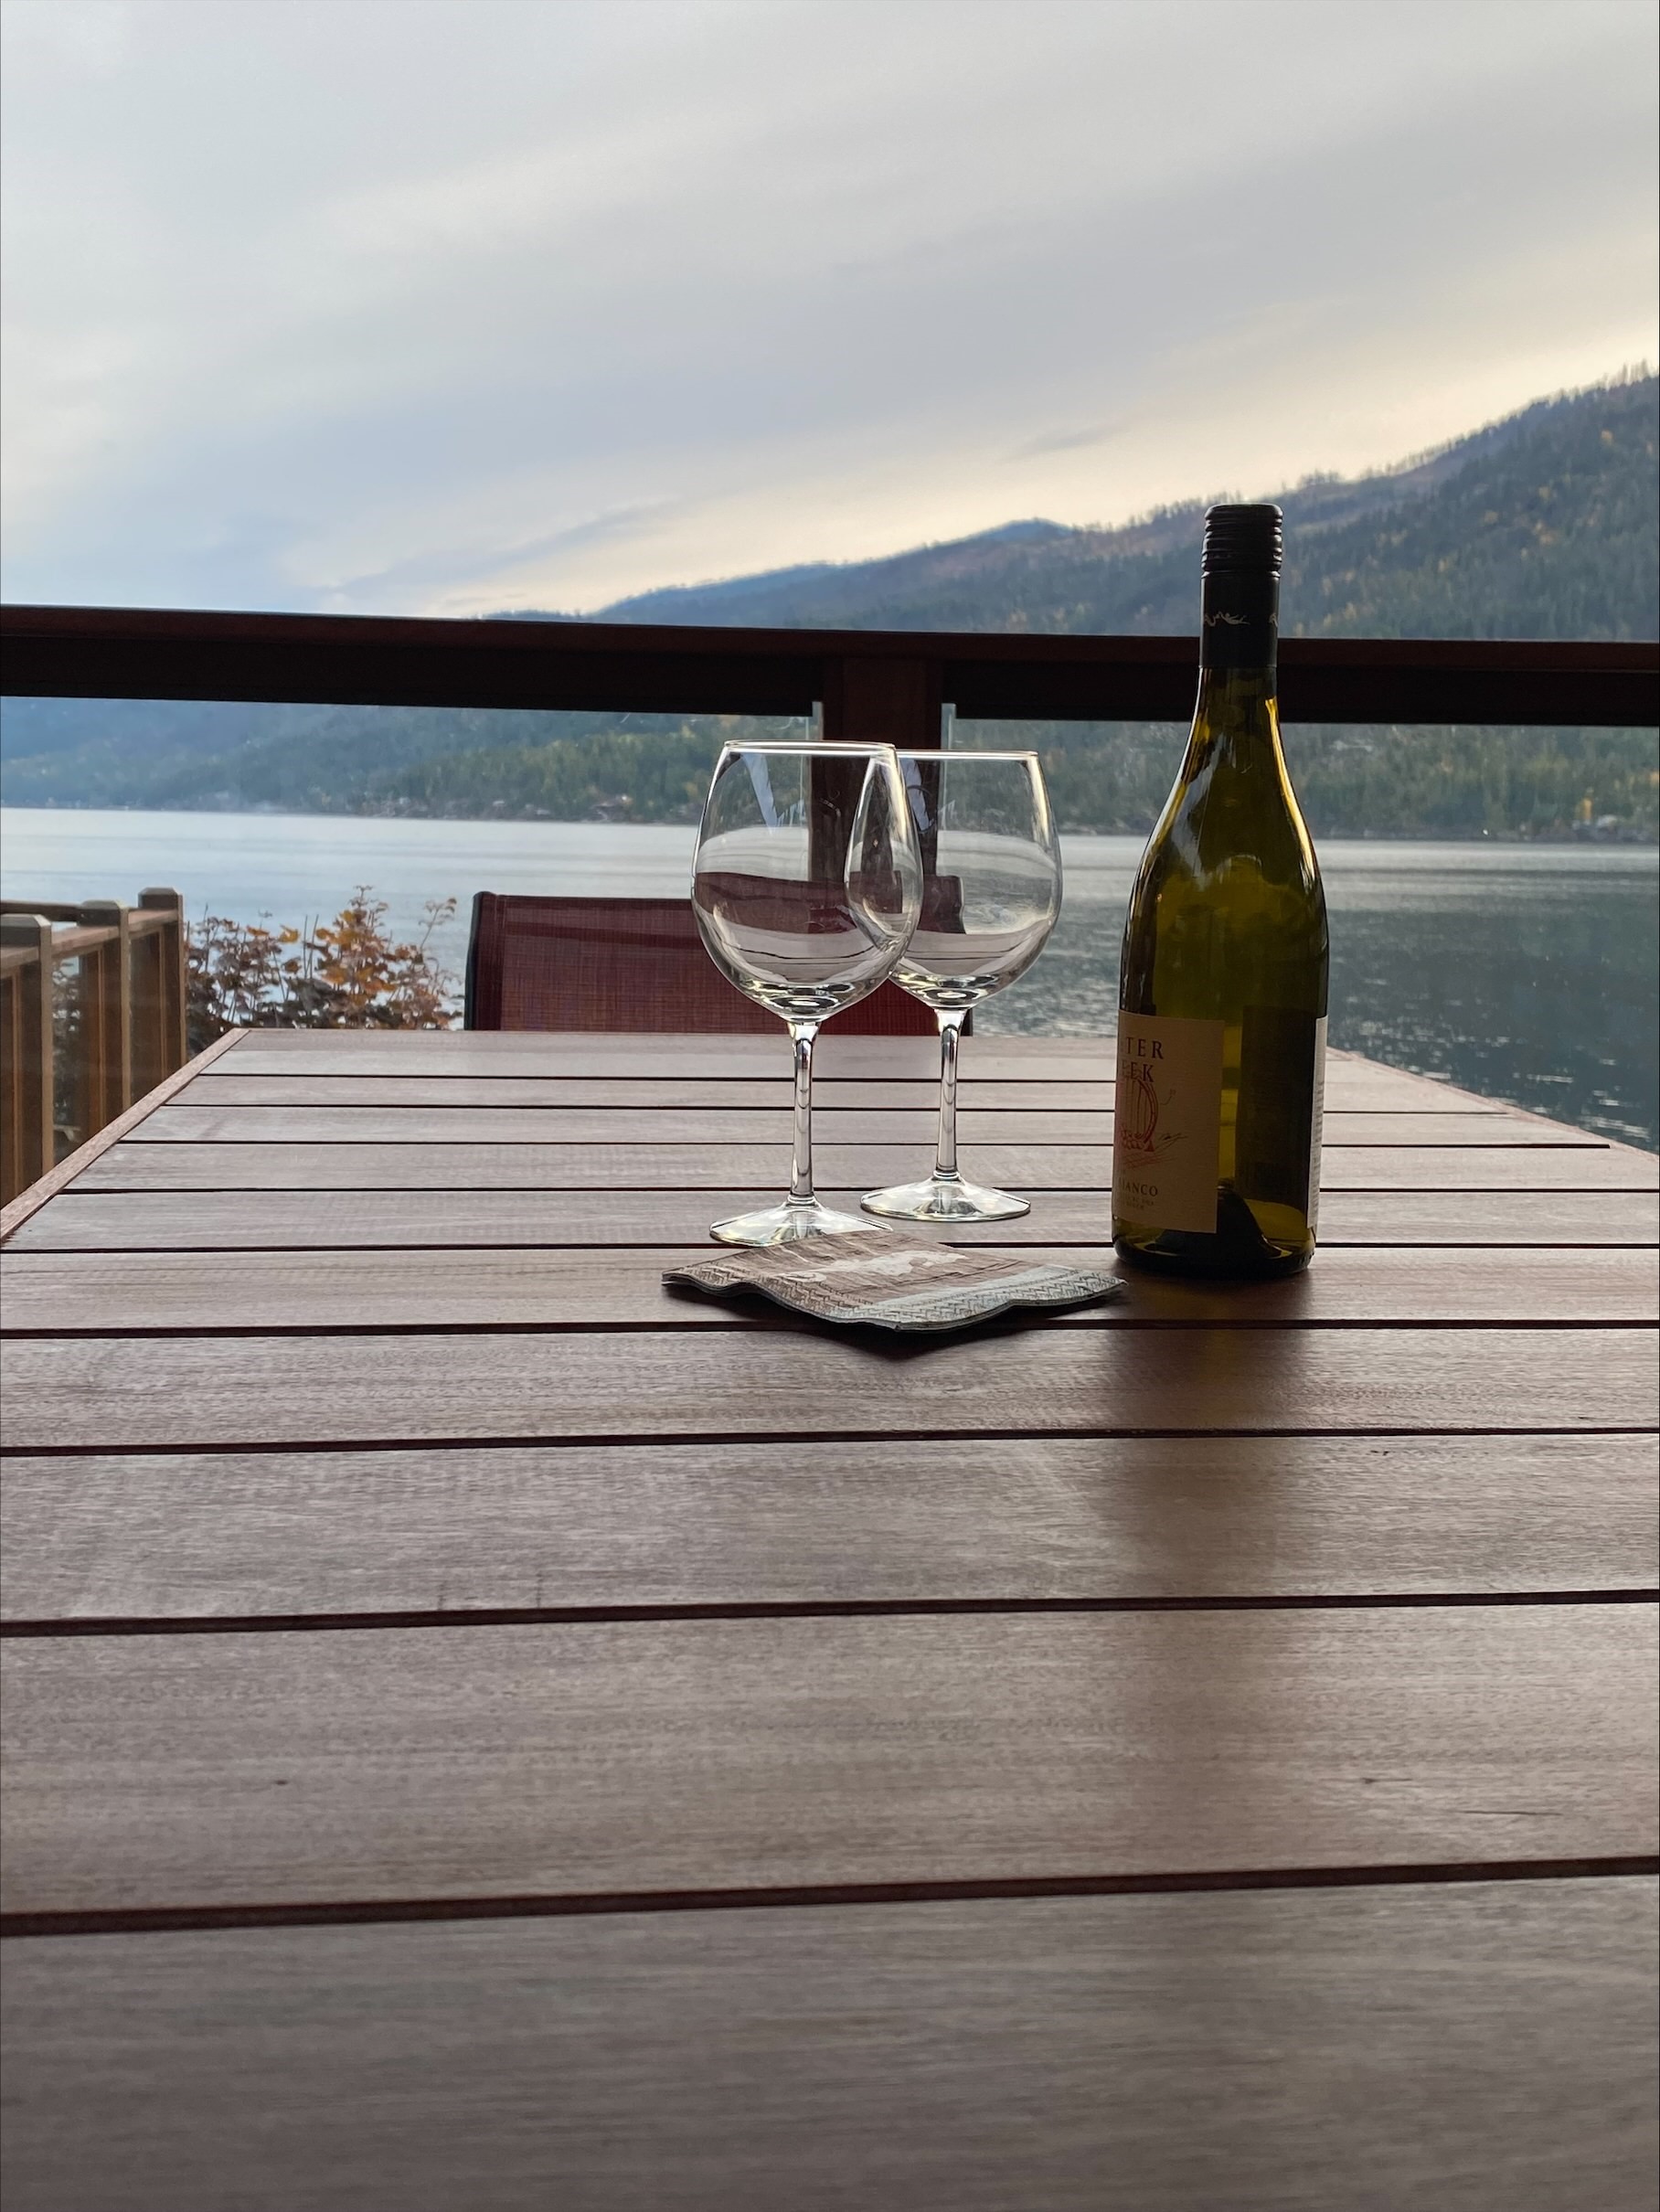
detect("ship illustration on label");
top-left (1117, 1056), bottom-right (1186, 1160)
top-left (1120, 1058), bottom-right (1160, 1149)
top-left (1114, 1016), bottom-right (1224, 1236)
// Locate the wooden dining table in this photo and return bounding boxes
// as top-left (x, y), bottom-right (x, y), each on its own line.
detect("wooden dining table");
top-left (1, 1025), bottom-right (1655, 2210)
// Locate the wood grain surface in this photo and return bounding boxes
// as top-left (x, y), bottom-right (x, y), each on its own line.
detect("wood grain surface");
top-left (5, 1605), bottom-right (1655, 1919)
top-left (132, 1104), bottom-right (1601, 1149)
top-left (0, 1027), bottom-right (245, 1244)
top-left (140, 1102), bottom-right (1135, 1145)
top-left (221, 1032), bottom-right (1085, 1079)
top-left (5, 1433), bottom-right (1655, 1626)
top-left (208, 1031), bottom-right (1636, 1135)
top-left (181, 1070), bottom-right (1516, 1112)
top-left (69, 1138), bottom-right (1660, 1193)
top-left (5, 1243), bottom-right (1656, 1335)
top-left (4, 1324), bottom-right (1655, 1453)
top-left (9, 1186), bottom-right (1656, 1250)
top-left (204, 1031), bottom-right (1518, 1103)
top-left (3, 1026), bottom-right (1655, 2210)
top-left (4, 1880), bottom-right (1655, 2212)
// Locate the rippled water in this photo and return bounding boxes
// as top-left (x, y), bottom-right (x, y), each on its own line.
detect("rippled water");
top-left (3, 809), bottom-right (1655, 1148)
top-left (984, 837), bottom-right (1659, 1151)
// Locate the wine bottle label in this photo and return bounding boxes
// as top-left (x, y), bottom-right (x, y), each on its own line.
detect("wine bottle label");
top-left (1112, 1014), bottom-right (1225, 1233)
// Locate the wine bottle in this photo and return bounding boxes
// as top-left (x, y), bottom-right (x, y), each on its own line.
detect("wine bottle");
top-left (1112, 503), bottom-right (1329, 1277)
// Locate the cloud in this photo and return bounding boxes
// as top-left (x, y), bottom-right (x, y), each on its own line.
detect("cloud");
top-left (1012, 421), bottom-right (1132, 462)
top-left (325, 502), bottom-right (688, 608)
top-left (1, 0), bottom-right (1655, 615)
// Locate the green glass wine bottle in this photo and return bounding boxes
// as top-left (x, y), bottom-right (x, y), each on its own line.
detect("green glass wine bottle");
top-left (1112, 504), bottom-right (1329, 1278)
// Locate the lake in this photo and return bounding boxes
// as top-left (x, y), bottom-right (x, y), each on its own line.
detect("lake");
top-left (3, 806), bottom-right (1655, 1149)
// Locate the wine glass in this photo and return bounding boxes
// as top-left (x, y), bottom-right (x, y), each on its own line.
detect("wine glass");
top-left (862, 749), bottom-right (1062, 1222)
top-left (692, 741), bottom-right (922, 1245)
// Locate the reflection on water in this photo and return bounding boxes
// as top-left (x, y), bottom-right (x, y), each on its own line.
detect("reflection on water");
top-left (2, 809), bottom-right (1655, 1149)
top-left (983, 840), bottom-right (1659, 1152)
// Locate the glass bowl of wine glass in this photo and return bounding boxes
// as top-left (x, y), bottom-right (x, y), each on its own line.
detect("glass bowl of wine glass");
top-left (861, 748), bottom-right (1061, 1223)
top-left (692, 740), bottom-right (922, 1245)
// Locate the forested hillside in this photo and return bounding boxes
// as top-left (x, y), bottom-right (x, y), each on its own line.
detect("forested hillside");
top-left (5, 373), bottom-right (1655, 838)
top-left (597, 373), bottom-right (1657, 640)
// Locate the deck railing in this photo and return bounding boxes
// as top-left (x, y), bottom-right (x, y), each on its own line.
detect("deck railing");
top-left (0, 892), bottom-right (188, 1203)
top-left (1, 604), bottom-right (1655, 1204)
top-left (2, 604), bottom-right (1655, 735)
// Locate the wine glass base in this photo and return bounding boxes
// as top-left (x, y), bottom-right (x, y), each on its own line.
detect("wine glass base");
top-left (861, 1175), bottom-right (1031, 1223)
top-left (708, 1199), bottom-right (878, 1248)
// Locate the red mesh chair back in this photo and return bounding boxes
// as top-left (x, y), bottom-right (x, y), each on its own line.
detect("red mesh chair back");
top-left (464, 895), bottom-right (943, 1034)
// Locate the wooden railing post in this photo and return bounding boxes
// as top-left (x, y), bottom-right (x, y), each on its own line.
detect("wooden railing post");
top-left (135, 888), bottom-right (188, 1093)
top-left (75, 899), bottom-right (133, 1139)
top-left (821, 654), bottom-right (943, 750)
top-left (0, 913), bottom-right (56, 1205)
top-left (813, 654), bottom-right (945, 881)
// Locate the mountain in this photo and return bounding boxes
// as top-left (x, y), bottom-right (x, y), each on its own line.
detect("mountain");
top-left (592, 519), bottom-right (1072, 628)
top-left (3, 372), bottom-right (1656, 839)
top-left (582, 377), bottom-right (1656, 639)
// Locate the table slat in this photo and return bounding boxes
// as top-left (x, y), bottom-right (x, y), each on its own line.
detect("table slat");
top-left (222, 1033), bottom-right (1068, 1078)
top-left (131, 1104), bottom-right (1607, 1149)
top-left (180, 1070), bottom-right (1517, 1112)
top-left (5, 1244), bottom-right (1656, 1334)
top-left (4, 1325), bottom-right (1655, 1454)
top-left (70, 1140), bottom-right (1660, 1193)
top-left (10, 1187), bottom-right (1655, 1251)
top-left (5, 1433), bottom-right (1654, 1626)
top-left (200, 1031), bottom-right (1509, 1104)
top-left (4, 1882), bottom-right (1654, 2212)
top-left (5, 1606), bottom-right (1655, 1920)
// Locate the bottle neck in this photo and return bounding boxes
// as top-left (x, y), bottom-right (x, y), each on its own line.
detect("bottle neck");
top-left (1199, 567), bottom-right (1278, 675)
top-left (1193, 567), bottom-right (1278, 737)
top-left (1192, 662), bottom-right (1278, 733)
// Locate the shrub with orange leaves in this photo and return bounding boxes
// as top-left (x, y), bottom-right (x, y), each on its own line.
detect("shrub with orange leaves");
top-left (186, 888), bottom-right (456, 1051)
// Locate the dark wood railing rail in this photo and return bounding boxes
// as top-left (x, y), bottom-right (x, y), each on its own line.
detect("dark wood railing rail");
top-left (3, 604), bottom-right (1656, 735)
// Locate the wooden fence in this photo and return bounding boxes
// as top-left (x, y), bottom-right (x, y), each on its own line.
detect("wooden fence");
top-left (0, 891), bottom-right (189, 1205)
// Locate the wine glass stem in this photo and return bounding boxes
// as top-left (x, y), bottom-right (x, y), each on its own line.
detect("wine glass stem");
top-left (789, 1021), bottom-right (820, 1206)
top-left (934, 1013), bottom-right (964, 1184)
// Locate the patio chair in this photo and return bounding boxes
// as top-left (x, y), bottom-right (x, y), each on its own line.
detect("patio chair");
top-left (463, 894), bottom-right (946, 1033)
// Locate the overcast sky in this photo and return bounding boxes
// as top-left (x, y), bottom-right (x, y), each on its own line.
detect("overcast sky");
top-left (2, 0), bottom-right (1655, 617)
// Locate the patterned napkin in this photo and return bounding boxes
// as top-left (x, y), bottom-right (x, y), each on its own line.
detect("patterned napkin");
top-left (664, 1228), bottom-right (1123, 1335)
